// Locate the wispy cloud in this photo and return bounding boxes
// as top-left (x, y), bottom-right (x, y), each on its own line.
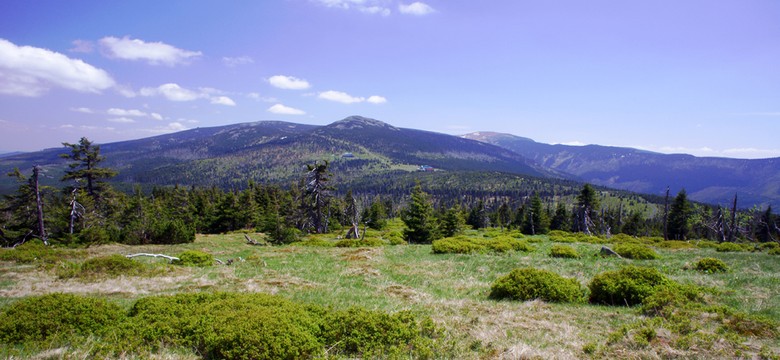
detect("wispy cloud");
top-left (268, 103), bottom-right (306, 115)
top-left (319, 90), bottom-right (388, 104)
top-left (313, 0), bottom-right (391, 16)
top-left (70, 107), bottom-right (95, 114)
top-left (222, 56), bottom-right (254, 67)
top-left (69, 39), bottom-right (94, 53)
top-left (0, 38), bottom-right (114, 97)
top-left (399, 2), bottom-right (435, 16)
top-left (99, 36), bottom-right (201, 66)
top-left (107, 108), bottom-right (147, 117)
top-left (140, 83), bottom-right (203, 101)
top-left (210, 96), bottom-right (236, 106)
top-left (268, 75), bottom-right (311, 90)
top-left (108, 117), bottom-right (135, 123)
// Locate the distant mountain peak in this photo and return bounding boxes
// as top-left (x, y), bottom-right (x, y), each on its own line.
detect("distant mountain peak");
top-left (327, 116), bottom-right (399, 131)
top-left (462, 131), bottom-right (534, 143)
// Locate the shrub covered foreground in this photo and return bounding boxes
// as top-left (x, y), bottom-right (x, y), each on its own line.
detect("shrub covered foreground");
top-left (0, 292), bottom-right (444, 359)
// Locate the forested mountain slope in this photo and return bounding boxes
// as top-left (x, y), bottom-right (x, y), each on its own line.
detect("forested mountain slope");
top-left (463, 132), bottom-right (780, 207)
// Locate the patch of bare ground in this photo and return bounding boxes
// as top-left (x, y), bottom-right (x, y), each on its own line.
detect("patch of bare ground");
top-left (0, 267), bottom-right (214, 298)
top-left (340, 247), bottom-right (384, 277)
top-left (425, 298), bottom-right (631, 359)
top-left (383, 283), bottom-right (431, 302)
top-left (242, 270), bottom-right (320, 294)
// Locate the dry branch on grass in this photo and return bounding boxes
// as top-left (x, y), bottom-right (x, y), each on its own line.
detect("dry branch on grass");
top-left (125, 253), bottom-right (180, 262)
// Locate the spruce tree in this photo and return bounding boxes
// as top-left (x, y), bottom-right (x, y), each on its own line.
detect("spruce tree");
top-left (667, 189), bottom-right (692, 240)
top-left (439, 204), bottom-right (466, 237)
top-left (401, 183), bottom-right (437, 243)
top-left (60, 137), bottom-right (117, 201)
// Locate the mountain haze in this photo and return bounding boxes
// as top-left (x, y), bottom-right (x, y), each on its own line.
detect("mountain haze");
top-left (463, 131), bottom-right (780, 207)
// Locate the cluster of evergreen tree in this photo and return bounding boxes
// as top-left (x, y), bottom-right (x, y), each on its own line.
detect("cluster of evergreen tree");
top-left (1, 138), bottom-right (778, 247)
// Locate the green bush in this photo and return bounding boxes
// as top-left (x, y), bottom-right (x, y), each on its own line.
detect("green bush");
top-left (716, 242), bottom-right (747, 252)
top-left (57, 254), bottom-right (149, 279)
top-left (292, 238), bottom-right (335, 247)
top-left (694, 257), bottom-right (728, 273)
top-left (549, 244), bottom-right (580, 259)
top-left (150, 219), bottom-right (195, 244)
top-left (610, 233), bottom-right (641, 244)
top-left (335, 237), bottom-right (385, 248)
top-left (432, 236), bottom-right (534, 254)
top-left (322, 307), bottom-right (440, 358)
top-left (657, 240), bottom-right (695, 250)
top-left (432, 236), bottom-right (483, 254)
top-left (588, 266), bottom-right (670, 306)
top-left (174, 250), bottom-right (213, 266)
top-left (490, 268), bottom-right (586, 303)
top-left (0, 293), bottom-right (123, 344)
top-left (769, 248), bottom-right (780, 256)
top-left (758, 242), bottom-right (779, 251)
top-left (0, 240), bottom-right (66, 265)
top-left (118, 292), bottom-right (441, 359)
top-left (613, 243), bottom-right (659, 260)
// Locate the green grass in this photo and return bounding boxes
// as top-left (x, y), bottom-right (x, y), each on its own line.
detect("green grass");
top-left (1, 227), bottom-right (778, 359)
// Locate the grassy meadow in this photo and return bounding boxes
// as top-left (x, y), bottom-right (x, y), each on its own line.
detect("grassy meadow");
top-left (1, 220), bottom-right (778, 359)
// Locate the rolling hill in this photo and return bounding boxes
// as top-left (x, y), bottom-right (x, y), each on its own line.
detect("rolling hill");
top-left (0, 116), bottom-right (551, 194)
top-left (462, 131), bottom-right (780, 207)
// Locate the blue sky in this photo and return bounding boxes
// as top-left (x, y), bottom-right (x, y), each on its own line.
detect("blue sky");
top-left (1, 0), bottom-right (779, 158)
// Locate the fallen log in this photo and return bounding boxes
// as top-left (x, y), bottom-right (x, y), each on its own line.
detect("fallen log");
top-left (125, 253), bottom-right (180, 262)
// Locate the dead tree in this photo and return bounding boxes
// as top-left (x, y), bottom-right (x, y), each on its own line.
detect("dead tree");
top-left (32, 166), bottom-right (47, 245)
top-left (663, 187), bottom-right (670, 241)
top-left (727, 193), bottom-right (738, 242)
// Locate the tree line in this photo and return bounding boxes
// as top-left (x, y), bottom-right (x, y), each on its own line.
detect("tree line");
top-left (1, 138), bottom-right (777, 247)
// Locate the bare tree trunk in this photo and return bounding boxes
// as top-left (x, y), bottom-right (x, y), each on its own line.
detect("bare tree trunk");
top-left (663, 187), bottom-right (670, 241)
top-left (728, 193), bottom-right (738, 242)
top-left (32, 166), bottom-right (48, 245)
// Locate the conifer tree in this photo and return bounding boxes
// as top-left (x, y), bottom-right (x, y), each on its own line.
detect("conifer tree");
top-left (60, 137), bottom-right (117, 201)
top-left (401, 183), bottom-right (437, 243)
top-left (439, 204), bottom-right (466, 237)
top-left (667, 189), bottom-right (692, 240)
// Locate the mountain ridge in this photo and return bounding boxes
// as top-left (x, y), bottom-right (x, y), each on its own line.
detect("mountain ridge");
top-left (462, 131), bottom-right (780, 207)
top-left (0, 116), bottom-right (777, 208)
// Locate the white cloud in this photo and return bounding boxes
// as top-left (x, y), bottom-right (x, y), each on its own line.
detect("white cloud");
top-left (70, 107), bottom-right (94, 114)
top-left (69, 39), bottom-right (94, 53)
top-left (107, 108), bottom-right (147, 117)
top-left (248, 92), bottom-right (277, 102)
top-left (319, 90), bottom-right (365, 104)
top-left (210, 96), bottom-right (236, 106)
top-left (399, 2), bottom-right (435, 15)
top-left (367, 95), bottom-right (387, 104)
top-left (268, 75), bottom-right (311, 90)
top-left (60, 124), bottom-right (75, 128)
top-left (268, 103), bottom-right (306, 115)
top-left (361, 6), bottom-right (391, 16)
top-left (140, 83), bottom-right (203, 101)
top-left (150, 112), bottom-right (163, 121)
top-left (0, 38), bottom-right (115, 96)
top-left (99, 36), bottom-right (201, 66)
top-left (222, 56), bottom-right (254, 67)
top-left (108, 117), bottom-right (135, 123)
top-left (314, 0), bottom-right (391, 15)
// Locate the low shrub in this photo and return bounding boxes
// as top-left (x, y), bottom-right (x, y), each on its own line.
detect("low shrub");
top-left (118, 292), bottom-right (442, 359)
top-left (758, 242), bottom-right (779, 251)
top-left (432, 236), bottom-right (534, 254)
top-left (0, 240), bottom-right (68, 265)
top-left (174, 250), bottom-right (213, 266)
top-left (57, 254), bottom-right (151, 279)
top-left (0, 293), bottom-right (124, 344)
top-left (694, 257), bottom-right (728, 273)
top-left (769, 248), bottom-right (780, 256)
top-left (657, 240), bottom-right (695, 250)
top-left (716, 242), bottom-right (747, 252)
top-left (322, 307), bottom-right (440, 358)
top-left (292, 238), bottom-right (335, 247)
top-left (490, 267), bottom-right (586, 303)
top-left (610, 233), bottom-right (641, 244)
top-left (613, 243), bottom-right (659, 260)
top-left (335, 238), bottom-right (385, 248)
top-left (549, 244), bottom-right (580, 259)
top-left (588, 266), bottom-right (670, 306)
